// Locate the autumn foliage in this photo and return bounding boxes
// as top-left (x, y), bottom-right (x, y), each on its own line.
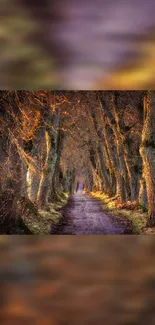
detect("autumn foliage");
top-left (0, 90), bottom-right (155, 233)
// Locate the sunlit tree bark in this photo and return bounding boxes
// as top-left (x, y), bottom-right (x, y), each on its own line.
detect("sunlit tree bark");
top-left (140, 91), bottom-right (155, 225)
top-left (90, 105), bottom-right (110, 193)
top-left (36, 108), bottom-right (60, 207)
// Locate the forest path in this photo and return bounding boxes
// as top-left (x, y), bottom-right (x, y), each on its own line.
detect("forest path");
top-left (51, 193), bottom-right (128, 235)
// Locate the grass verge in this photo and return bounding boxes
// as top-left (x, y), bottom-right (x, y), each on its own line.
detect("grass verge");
top-left (24, 193), bottom-right (69, 235)
top-left (90, 191), bottom-right (148, 234)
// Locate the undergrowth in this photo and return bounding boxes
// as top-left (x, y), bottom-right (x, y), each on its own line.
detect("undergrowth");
top-left (0, 190), bottom-right (69, 235)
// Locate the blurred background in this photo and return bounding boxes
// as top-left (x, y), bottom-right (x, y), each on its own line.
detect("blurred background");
top-left (1, 0), bottom-right (155, 89)
top-left (0, 236), bottom-right (155, 324)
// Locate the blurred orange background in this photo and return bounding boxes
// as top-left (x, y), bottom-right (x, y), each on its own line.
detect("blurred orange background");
top-left (0, 236), bottom-right (155, 324)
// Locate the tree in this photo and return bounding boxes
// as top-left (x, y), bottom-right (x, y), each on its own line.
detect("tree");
top-left (140, 91), bottom-right (155, 225)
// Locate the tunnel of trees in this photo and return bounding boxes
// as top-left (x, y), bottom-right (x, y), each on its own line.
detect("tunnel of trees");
top-left (0, 90), bottom-right (155, 233)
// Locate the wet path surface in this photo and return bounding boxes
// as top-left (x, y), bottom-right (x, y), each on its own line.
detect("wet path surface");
top-left (51, 193), bottom-right (129, 235)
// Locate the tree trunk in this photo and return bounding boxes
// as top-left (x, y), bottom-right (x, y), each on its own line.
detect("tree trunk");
top-left (140, 91), bottom-right (155, 225)
top-left (26, 133), bottom-right (42, 203)
top-left (36, 131), bottom-right (57, 207)
top-left (102, 120), bottom-right (126, 202)
top-left (27, 166), bottom-right (40, 202)
top-left (36, 108), bottom-right (61, 208)
top-left (138, 177), bottom-right (148, 211)
top-left (50, 131), bottom-right (65, 201)
top-left (90, 106), bottom-right (110, 193)
top-left (98, 93), bottom-right (128, 201)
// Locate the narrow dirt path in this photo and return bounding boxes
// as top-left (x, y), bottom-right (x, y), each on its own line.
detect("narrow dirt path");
top-left (51, 193), bottom-right (130, 235)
